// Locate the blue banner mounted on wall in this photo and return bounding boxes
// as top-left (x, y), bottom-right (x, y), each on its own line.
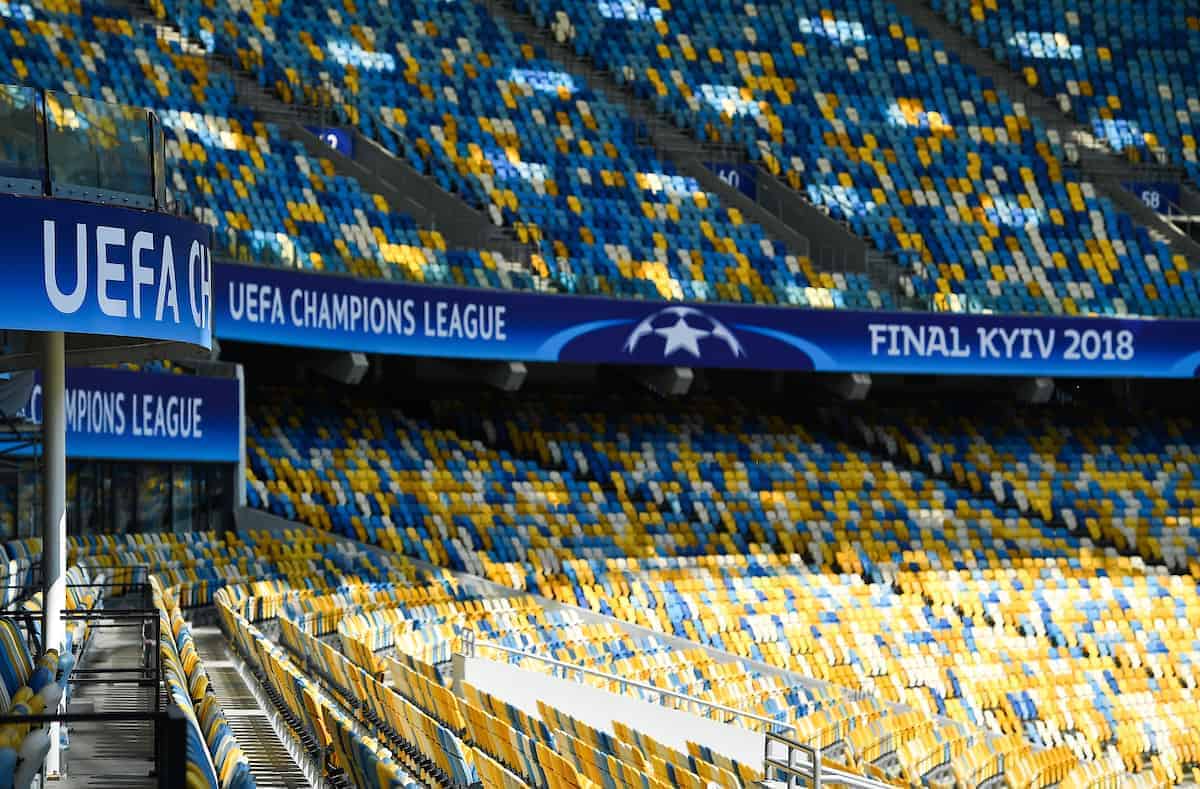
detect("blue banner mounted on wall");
top-left (705, 161), bottom-right (757, 200)
top-left (308, 127), bottom-right (355, 157)
top-left (0, 193), bottom-right (213, 349)
top-left (1125, 181), bottom-right (1181, 212)
top-left (214, 262), bottom-right (1200, 379)
top-left (21, 367), bottom-right (240, 462)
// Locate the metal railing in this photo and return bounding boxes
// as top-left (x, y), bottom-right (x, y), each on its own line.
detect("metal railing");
top-left (464, 634), bottom-right (793, 736)
top-left (465, 636), bottom-right (901, 788)
top-left (1162, 199), bottom-right (1200, 240)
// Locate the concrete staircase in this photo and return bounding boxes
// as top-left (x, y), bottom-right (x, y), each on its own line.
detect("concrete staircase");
top-left (289, 125), bottom-right (535, 267)
top-left (891, 0), bottom-right (1200, 263)
top-left (191, 626), bottom-right (311, 789)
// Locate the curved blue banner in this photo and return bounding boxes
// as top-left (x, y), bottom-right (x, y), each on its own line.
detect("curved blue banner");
top-left (0, 193), bottom-right (213, 349)
top-left (20, 368), bottom-right (239, 462)
top-left (215, 262), bottom-right (1200, 379)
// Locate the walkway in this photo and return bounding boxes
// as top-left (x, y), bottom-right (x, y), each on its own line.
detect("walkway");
top-left (190, 624), bottom-right (311, 789)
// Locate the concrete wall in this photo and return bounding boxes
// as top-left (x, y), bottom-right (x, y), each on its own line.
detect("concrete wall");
top-left (461, 655), bottom-right (765, 768)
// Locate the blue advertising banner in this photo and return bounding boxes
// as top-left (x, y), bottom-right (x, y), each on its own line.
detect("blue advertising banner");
top-left (1125, 181), bottom-right (1181, 212)
top-left (215, 262), bottom-right (1200, 379)
top-left (0, 193), bottom-right (213, 349)
top-left (21, 368), bottom-right (239, 462)
top-left (705, 161), bottom-right (757, 200)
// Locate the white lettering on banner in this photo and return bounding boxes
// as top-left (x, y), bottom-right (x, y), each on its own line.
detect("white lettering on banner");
top-left (187, 241), bottom-right (211, 329)
top-left (156, 237), bottom-right (180, 323)
top-left (96, 226), bottom-right (127, 318)
top-left (64, 388), bottom-right (127, 436)
top-left (230, 282), bottom-right (285, 324)
top-left (27, 383), bottom-right (207, 441)
top-left (868, 323), bottom-right (971, 358)
top-left (40, 220), bottom-right (208, 329)
top-left (131, 231), bottom-right (155, 319)
top-left (42, 221), bottom-right (87, 314)
top-left (423, 301), bottom-right (508, 341)
top-left (132, 395), bottom-right (203, 439)
top-left (869, 322), bottom-right (1136, 363)
top-left (229, 280), bottom-right (509, 343)
top-left (978, 327), bottom-right (1056, 359)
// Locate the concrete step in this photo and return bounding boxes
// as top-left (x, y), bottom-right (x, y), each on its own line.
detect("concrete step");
top-left (192, 627), bottom-right (312, 789)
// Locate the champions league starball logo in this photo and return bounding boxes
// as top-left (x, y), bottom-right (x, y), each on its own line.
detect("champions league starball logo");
top-left (623, 306), bottom-right (745, 360)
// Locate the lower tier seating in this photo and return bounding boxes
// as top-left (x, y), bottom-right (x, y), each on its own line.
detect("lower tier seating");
top-left (847, 401), bottom-right (1200, 571)
top-left (218, 559), bottom-right (778, 788)
top-left (0, 617), bottom-right (63, 789)
top-left (246, 388), bottom-right (1200, 784)
top-left (153, 577), bottom-right (255, 789)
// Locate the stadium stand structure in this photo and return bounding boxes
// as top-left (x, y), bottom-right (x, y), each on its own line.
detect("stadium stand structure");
top-left (0, 0), bottom-right (889, 308)
top-left (931, 0), bottom-right (1200, 192)
top-left (245, 386), bottom-right (1200, 785)
top-left (32, 529), bottom-right (449, 788)
top-left (0, 0), bottom-right (548, 288)
top-left (217, 529), bottom-right (899, 787)
top-left (492, 0), bottom-right (1200, 315)
top-left (10, 0), bottom-right (1200, 315)
top-left (0, 533), bottom-right (240, 788)
top-left (146, 0), bottom-right (892, 307)
top-left (7, 0), bottom-right (1200, 783)
top-left (843, 400), bottom-right (1200, 571)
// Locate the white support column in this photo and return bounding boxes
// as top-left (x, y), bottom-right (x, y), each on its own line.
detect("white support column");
top-left (235, 363), bottom-right (246, 508)
top-left (41, 331), bottom-right (66, 778)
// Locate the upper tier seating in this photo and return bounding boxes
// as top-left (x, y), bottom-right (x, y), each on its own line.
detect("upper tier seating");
top-left (154, 0), bottom-right (888, 308)
top-left (934, 0), bottom-right (1200, 190)
top-left (0, 0), bottom-right (540, 289)
top-left (246, 388), bottom-right (1200, 784)
top-left (506, 0), bottom-right (1197, 316)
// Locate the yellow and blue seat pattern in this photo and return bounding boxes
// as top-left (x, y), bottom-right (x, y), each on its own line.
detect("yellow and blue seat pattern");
top-left (935, 0), bottom-right (1200, 191)
top-left (512, 0), bottom-right (1196, 316)
top-left (857, 402), bottom-right (1200, 571)
top-left (153, 576), bottom-right (255, 789)
top-left (0, 0), bottom-right (541, 290)
top-left (221, 554), bottom-right (771, 789)
top-left (247, 389), bottom-right (1200, 784)
top-left (0, 617), bottom-right (62, 789)
top-left (152, 0), bottom-right (887, 308)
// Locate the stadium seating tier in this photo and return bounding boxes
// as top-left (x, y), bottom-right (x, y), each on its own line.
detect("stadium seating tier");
top-left (245, 388), bottom-right (1200, 784)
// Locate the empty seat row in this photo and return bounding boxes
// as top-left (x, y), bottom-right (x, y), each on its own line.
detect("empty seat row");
top-left (154, 0), bottom-right (887, 307)
top-left (153, 577), bottom-right (255, 789)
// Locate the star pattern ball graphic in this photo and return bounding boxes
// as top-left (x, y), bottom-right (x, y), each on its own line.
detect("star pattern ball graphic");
top-left (623, 306), bottom-right (745, 360)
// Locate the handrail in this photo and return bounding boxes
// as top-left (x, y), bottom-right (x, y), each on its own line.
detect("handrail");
top-left (465, 636), bottom-right (795, 736)
top-left (468, 637), bottom-right (905, 788)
